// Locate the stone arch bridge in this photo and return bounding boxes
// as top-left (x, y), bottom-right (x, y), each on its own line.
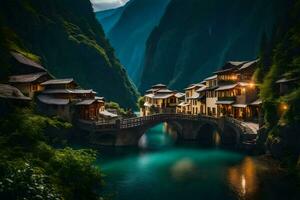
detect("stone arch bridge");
top-left (78, 114), bottom-right (258, 150)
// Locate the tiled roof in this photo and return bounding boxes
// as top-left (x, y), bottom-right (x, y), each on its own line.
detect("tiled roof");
top-left (95, 96), bottom-right (105, 101)
top-left (76, 99), bottom-right (97, 106)
top-left (175, 92), bottom-right (185, 98)
top-left (156, 88), bottom-right (174, 93)
top-left (232, 104), bottom-right (247, 108)
top-left (239, 59), bottom-right (259, 70)
top-left (43, 89), bottom-right (96, 94)
top-left (216, 84), bottom-right (238, 91)
top-left (250, 99), bottom-right (262, 105)
top-left (41, 78), bottom-right (74, 85)
top-left (276, 77), bottom-right (300, 84)
top-left (205, 86), bottom-right (219, 90)
top-left (9, 72), bottom-right (48, 83)
top-left (146, 88), bottom-right (159, 93)
top-left (228, 61), bottom-right (247, 66)
top-left (11, 52), bottom-right (46, 71)
top-left (196, 86), bottom-right (208, 92)
top-left (0, 84), bottom-right (31, 100)
top-left (152, 83), bottom-right (167, 88)
top-left (145, 93), bottom-right (174, 99)
top-left (184, 83), bottom-right (204, 90)
top-left (99, 110), bottom-right (118, 118)
top-left (37, 95), bottom-right (69, 105)
top-left (177, 102), bottom-right (190, 107)
top-left (216, 100), bottom-right (235, 105)
top-left (204, 75), bottom-right (217, 81)
top-left (214, 67), bottom-right (236, 74)
top-left (186, 93), bottom-right (200, 99)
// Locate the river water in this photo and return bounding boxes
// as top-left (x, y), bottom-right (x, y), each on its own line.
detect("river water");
top-left (97, 123), bottom-right (300, 200)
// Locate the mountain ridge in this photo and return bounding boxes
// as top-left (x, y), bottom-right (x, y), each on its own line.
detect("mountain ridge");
top-left (0, 0), bottom-right (139, 109)
top-left (139, 0), bottom-right (284, 92)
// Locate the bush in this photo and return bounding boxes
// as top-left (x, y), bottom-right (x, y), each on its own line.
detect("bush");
top-left (0, 108), bottom-right (104, 200)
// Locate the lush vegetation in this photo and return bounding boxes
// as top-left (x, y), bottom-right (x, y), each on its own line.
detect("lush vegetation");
top-left (256, 0), bottom-right (300, 164)
top-left (0, 0), bottom-right (139, 109)
top-left (0, 106), bottom-right (104, 200)
top-left (137, 96), bottom-right (145, 109)
top-left (105, 101), bottom-right (135, 117)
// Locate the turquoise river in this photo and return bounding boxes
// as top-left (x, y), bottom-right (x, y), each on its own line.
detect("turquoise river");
top-left (96, 123), bottom-right (300, 200)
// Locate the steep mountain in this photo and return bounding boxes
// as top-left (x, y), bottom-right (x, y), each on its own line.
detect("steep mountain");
top-left (0, 0), bottom-right (138, 108)
top-left (139, 0), bottom-right (285, 92)
top-left (96, 0), bottom-right (170, 84)
top-left (95, 6), bottom-right (125, 34)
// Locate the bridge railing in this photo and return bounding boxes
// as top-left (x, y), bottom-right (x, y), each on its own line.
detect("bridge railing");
top-left (119, 113), bottom-right (218, 129)
top-left (224, 117), bottom-right (255, 134)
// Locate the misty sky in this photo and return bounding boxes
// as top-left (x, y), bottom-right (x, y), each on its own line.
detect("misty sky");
top-left (90, 0), bottom-right (130, 12)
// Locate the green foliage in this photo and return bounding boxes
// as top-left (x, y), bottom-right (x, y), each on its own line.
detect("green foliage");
top-left (259, 0), bottom-right (300, 128)
top-left (0, 108), bottom-right (104, 200)
top-left (0, 161), bottom-right (62, 200)
top-left (49, 148), bottom-right (103, 200)
top-left (137, 96), bottom-right (145, 109)
top-left (105, 101), bottom-right (126, 114)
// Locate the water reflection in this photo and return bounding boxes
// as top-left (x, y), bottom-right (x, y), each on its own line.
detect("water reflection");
top-left (170, 158), bottom-right (200, 181)
top-left (138, 123), bottom-right (176, 149)
top-left (213, 131), bottom-right (221, 147)
top-left (227, 157), bottom-right (257, 199)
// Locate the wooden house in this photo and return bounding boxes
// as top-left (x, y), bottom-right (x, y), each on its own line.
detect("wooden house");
top-left (204, 75), bottom-right (219, 117)
top-left (276, 75), bottom-right (299, 96)
top-left (214, 60), bottom-right (259, 120)
top-left (141, 84), bottom-right (180, 116)
top-left (184, 83), bottom-right (205, 115)
top-left (9, 72), bottom-right (52, 98)
top-left (41, 78), bottom-right (78, 90)
top-left (76, 99), bottom-right (105, 121)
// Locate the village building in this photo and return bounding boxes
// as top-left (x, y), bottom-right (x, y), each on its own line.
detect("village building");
top-left (276, 73), bottom-right (300, 96)
top-left (41, 78), bottom-right (78, 90)
top-left (204, 75), bottom-right (219, 117)
top-left (141, 84), bottom-right (183, 116)
top-left (76, 99), bottom-right (105, 121)
top-left (182, 83), bottom-right (205, 115)
top-left (214, 60), bottom-right (260, 120)
top-left (0, 84), bottom-right (31, 116)
top-left (7, 52), bottom-right (52, 98)
top-left (37, 78), bottom-right (107, 121)
top-left (9, 72), bottom-right (52, 98)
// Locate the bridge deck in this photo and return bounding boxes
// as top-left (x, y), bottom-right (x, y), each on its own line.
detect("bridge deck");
top-left (78, 114), bottom-right (258, 136)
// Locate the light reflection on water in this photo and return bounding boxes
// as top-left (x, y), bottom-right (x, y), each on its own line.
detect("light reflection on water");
top-left (227, 157), bottom-right (258, 199)
top-left (98, 123), bottom-right (300, 200)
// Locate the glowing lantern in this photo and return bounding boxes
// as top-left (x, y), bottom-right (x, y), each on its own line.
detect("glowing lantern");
top-left (282, 103), bottom-right (288, 111)
top-left (249, 82), bottom-right (255, 88)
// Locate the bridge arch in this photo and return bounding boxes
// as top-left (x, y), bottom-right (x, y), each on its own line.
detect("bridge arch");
top-left (137, 120), bottom-right (184, 144)
top-left (220, 124), bottom-right (241, 147)
top-left (196, 123), bottom-right (220, 146)
top-left (84, 114), bottom-right (255, 149)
